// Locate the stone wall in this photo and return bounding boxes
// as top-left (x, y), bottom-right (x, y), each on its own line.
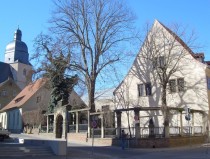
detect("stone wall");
top-left (68, 133), bottom-right (206, 148)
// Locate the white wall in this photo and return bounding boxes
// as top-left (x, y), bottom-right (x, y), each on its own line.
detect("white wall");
top-left (114, 21), bottom-right (209, 130)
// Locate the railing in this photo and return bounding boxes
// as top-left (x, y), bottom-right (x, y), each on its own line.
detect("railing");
top-left (141, 127), bottom-right (164, 138)
top-left (104, 128), bottom-right (116, 138)
top-left (79, 124), bottom-right (88, 132)
top-left (194, 126), bottom-right (202, 135)
top-left (40, 125), bottom-right (54, 133)
top-left (169, 127), bottom-right (181, 136)
top-left (40, 126), bottom-right (47, 133)
top-left (121, 127), bottom-right (135, 138)
top-left (88, 128), bottom-right (116, 138)
top-left (67, 124), bottom-right (204, 139)
top-left (69, 125), bottom-right (76, 132)
top-left (48, 125), bottom-right (54, 133)
top-left (69, 124), bottom-right (88, 133)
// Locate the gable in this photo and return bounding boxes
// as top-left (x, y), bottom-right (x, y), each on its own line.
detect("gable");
top-left (114, 20), bottom-right (207, 94)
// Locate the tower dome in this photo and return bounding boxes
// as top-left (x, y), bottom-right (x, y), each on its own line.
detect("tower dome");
top-left (4, 28), bottom-right (29, 65)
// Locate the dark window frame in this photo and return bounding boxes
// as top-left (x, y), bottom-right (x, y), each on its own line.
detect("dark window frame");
top-left (177, 78), bottom-right (185, 92)
top-left (169, 79), bottom-right (176, 93)
top-left (138, 82), bottom-right (152, 97)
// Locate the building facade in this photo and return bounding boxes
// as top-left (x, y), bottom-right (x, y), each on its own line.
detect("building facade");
top-left (0, 28), bottom-right (32, 109)
top-left (114, 20), bottom-right (209, 136)
top-left (0, 78), bottom-right (87, 133)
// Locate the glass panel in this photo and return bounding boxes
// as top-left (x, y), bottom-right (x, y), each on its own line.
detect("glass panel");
top-left (169, 79), bottom-right (176, 93)
top-left (138, 84), bottom-right (144, 96)
top-left (177, 78), bottom-right (184, 92)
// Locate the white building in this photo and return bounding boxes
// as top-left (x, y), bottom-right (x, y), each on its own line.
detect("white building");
top-left (114, 20), bottom-right (209, 136)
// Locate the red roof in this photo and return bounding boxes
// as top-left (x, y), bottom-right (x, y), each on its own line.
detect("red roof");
top-left (1, 78), bottom-right (47, 112)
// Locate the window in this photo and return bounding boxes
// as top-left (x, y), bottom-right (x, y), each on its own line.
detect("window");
top-left (169, 79), bottom-right (176, 93)
top-left (159, 56), bottom-right (165, 68)
top-left (1, 90), bottom-right (7, 96)
top-left (145, 83), bottom-right (152, 95)
top-left (153, 56), bottom-right (165, 69)
top-left (36, 96), bottom-right (41, 103)
top-left (138, 84), bottom-right (145, 96)
top-left (138, 82), bottom-right (152, 96)
top-left (177, 78), bottom-right (184, 92)
top-left (153, 57), bottom-right (158, 69)
top-left (169, 78), bottom-right (185, 93)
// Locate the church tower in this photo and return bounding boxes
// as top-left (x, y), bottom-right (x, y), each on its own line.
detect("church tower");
top-left (4, 28), bottom-right (32, 89)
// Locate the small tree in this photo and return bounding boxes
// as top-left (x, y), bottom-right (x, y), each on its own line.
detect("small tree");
top-left (22, 109), bottom-right (44, 133)
top-left (32, 34), bottom-right (78, 113)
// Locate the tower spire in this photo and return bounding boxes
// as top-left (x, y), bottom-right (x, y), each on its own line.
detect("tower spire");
top-left (14, 27), bottom-right (22, 41)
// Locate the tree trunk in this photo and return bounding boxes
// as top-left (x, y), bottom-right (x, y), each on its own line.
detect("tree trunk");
top-left (161, 86), bottom-right (170, 138)
top-left (88, 79), bottom-right (96, 112)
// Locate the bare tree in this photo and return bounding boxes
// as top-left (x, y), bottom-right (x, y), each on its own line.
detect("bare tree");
top-left (49, 0), bottom-right (135, 112)
top-left (22, 108), bottom-right (45, 133)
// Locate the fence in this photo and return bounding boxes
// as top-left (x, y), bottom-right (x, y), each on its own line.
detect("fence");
top-left (41, 124), bottom-right (204, 138)
top-left (90, 128), bottom-right (116, 138)
top-left (69, 124), bottom-right (88, 132)
top-left (40, 125), bottom-right (54, 133)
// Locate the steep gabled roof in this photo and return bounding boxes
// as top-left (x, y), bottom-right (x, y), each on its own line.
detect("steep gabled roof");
top-left (0, 62), bottom-right (13, 84)
top-left (157, 20), bottom-right (195, 55)
top-left (113, 20), bottom-right (205, 94)
top-left (157, 20), bottom-right (205, 61)
top-left (1, 78), bottom-right (47, 112)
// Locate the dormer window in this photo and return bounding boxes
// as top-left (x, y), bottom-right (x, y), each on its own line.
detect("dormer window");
top-left (15, 96), bottom-right (25, 103)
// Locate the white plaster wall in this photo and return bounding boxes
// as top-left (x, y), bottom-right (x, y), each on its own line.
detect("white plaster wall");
top-left (0, 112), bottom-right (7, 129)
top-left (114, 21), bottom-right (209, 130)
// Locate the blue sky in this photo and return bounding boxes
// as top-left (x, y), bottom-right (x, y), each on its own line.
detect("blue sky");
top-left (0, 0), bottom-right (210, 63)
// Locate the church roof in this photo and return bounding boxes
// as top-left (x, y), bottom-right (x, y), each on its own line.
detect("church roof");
top-left (5, 28), bottom-right (30, 65)
top-left (0, 62), bottom-right (13, 84)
